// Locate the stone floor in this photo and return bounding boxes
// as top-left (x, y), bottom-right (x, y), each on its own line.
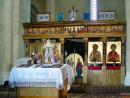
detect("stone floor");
top-left (0, 92), bottom-right (122, 98)
top-left (68, 93), bottom-right (121, 98)
top-left (0, 84), bottom-right (129, 98)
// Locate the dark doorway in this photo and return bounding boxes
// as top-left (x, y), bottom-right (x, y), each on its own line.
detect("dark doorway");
top-left (64, 38), bottom-right (85, 61)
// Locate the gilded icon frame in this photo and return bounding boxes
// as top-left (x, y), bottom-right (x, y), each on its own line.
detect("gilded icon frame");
top-left (106, 41), bottom-right (121, 63)
top-left (88, 42), bottom-right (103, 64)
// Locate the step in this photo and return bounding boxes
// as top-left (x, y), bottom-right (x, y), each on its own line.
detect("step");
top-left (0, 91), bottom-right (16, 97)
top-left (69, 83), bottom-right (130, 93)
top-left (0, 88), bottom-right (16, 92)
top-left (0, 85), bottom-right (16, 92)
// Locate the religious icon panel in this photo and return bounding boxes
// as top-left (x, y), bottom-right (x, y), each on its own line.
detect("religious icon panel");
top-left (106, 41), bottom-right (121, 64)
top-left (88, 42), bottom-right (103, 65)
top-left (42, 39), bottom-right (61, 64)
top-left (29, 39), bottom-right (61, 64)
top-left (66, 53), bottom-right (83, 80)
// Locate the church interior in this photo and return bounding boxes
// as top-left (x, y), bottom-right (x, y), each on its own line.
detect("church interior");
top-left (0, 0), bottom-right (130, 98)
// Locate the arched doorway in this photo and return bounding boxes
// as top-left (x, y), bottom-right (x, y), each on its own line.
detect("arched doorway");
top-left (64, 38), bottom-right (85, 81)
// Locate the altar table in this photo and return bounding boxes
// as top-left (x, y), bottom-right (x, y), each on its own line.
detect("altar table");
top-left (9, 64), bottom-right (74, 98)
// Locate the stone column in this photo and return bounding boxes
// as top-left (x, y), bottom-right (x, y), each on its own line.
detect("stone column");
top-left (1, 0), bottom-right (13, 84)
top-left (13, 0), bottom-right (31, 64)
top-left (124, 0), bottom-right (130, 86)
top-left (19, 0), bottom-right (31, 57)
top-left (12, 0), bottom-right (20, 65)
top-left (0, 0), bottom-right (4, 84)
top-left (46, 0), bottom-right (55, 21)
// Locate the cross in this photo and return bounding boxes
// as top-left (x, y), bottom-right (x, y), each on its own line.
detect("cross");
top-left (68, 5), bottom-right (78, 13)
top-left (68, 5), bottom-right (78, 21)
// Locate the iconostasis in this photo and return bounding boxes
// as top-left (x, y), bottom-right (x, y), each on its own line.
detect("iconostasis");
top-left (23, 21), bottom-right (126, 86)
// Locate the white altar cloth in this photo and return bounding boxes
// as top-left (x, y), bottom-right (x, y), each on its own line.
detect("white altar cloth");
top-left (9, 64), bottom-right (74, 89)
